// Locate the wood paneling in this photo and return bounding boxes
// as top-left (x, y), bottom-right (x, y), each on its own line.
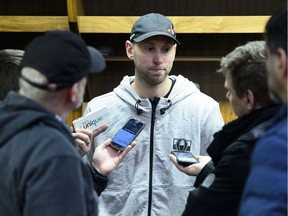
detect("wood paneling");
top-left (219, 101), bottom-right (238, 123)
top-left (0, 16), bottom-right (69, 32)
top-left (78, 16), bottom-right (270, 33)
top-left (0, 16), bottom-right (270, 33)
top-left (82, 0), bottom-right (285, 16)
top-left (0, 0), bottom-right (67, 15)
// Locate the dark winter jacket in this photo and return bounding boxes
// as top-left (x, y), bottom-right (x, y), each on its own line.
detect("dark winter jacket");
top-left (182, 105), bottom-right (281, 216)
top-left (0, 92), bottom-right (107, 216)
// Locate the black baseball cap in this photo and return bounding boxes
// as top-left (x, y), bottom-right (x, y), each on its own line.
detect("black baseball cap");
top-left (20, 30), bottom-right (105, 91)
top-left (129, 13), bottom-right (180, 45)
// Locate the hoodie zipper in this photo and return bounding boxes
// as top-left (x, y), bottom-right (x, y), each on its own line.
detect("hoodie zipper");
top-left (147, 98), bottom-right (159, 216)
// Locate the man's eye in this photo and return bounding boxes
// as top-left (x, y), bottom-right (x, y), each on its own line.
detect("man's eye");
top-left (163, 46), bottom-right (173, 53)
top-left (145, 47), bottom-right (154, 52)
top-left (163, 48), bottom-right (170, 52)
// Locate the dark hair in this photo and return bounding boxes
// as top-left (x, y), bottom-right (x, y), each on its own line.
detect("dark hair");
top-left (265, 5), bottom-right (287, 54)
top-left (0, 49), bottom-right (24, 100)
top-left (217, 41), bottom-right (274, 107)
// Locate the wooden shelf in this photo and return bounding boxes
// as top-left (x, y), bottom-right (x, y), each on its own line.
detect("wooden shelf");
top-left (0, 15), bottom-right (270, 33)
top-left (78, 16), bottom-right (270, 33)
top-left (0, 16), bottom-right (69, 32)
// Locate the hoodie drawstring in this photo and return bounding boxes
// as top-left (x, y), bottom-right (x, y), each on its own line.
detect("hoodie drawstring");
top-left (135, 99), bottom-right (173, 115)
top-left (135, 100), bottom-right (143, 115)
top-left (160, 99), bottom-right (172, 115)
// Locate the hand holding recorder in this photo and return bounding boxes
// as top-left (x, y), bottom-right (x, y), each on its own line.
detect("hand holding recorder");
top-left (91, 117), bottom-right (144, 175)
top-left (92, 138), bottom-right (137, 176)
top-left (72, 126), bottom-right (137, 176)
top-left (72, 109), bottom-right (138, 176)
top-left (109, 118), bottom-right (145, 152)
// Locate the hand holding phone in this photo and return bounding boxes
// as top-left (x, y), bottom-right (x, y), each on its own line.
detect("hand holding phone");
top-left (109, 118), bottom-right (145, 152)
top-left (171, 151), bottom-right (198, 166)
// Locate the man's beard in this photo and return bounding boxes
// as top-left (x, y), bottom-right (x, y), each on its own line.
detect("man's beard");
top-left (137, 68), bottom-right (169, 87)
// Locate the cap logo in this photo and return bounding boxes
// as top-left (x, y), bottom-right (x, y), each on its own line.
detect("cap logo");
top-left (168, 25), bottom-right (175, 36)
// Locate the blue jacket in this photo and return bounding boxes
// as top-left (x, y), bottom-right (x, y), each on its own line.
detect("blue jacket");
top-left (239, 104), bottom-right (287, 215)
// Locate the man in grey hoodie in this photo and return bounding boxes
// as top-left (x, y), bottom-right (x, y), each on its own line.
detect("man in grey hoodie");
top-left (84, 13), bottom-right (224, 216)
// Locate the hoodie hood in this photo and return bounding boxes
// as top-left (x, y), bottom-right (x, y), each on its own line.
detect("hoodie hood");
top-left (113, 75), bottom-right (199, 115)
top-left (0, 92), bottom-right (71, 147)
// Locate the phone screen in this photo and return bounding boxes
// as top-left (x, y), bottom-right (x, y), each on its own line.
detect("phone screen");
top-left (110, 118), bottom-right (145, 151)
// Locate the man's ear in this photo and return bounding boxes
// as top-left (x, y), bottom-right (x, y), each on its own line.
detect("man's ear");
top-left (245, 89), bottom-right (255, 111)
top-left (69, 83), bottom-right (79, 103)
top-left (277, 48), bottom-right (287, 80)
top-left (125, 40), bottom-right (134, 60)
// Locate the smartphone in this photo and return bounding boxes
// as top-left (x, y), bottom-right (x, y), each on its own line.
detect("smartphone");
top-left (171, 151), bottom-right (198, 166)
top-left (72, 106), bottom-right (110, 131)
top-left (109, 118), bottom-right (145, 152)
